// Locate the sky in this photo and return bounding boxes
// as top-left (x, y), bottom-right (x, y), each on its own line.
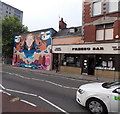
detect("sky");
top-left (1, 0), bottom-right (83, 31)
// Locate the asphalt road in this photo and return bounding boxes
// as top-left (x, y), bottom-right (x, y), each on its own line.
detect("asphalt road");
top-left (2, 65), bottom-right (91, 113)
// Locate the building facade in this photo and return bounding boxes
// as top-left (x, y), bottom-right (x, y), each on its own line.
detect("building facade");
top-left (82, 0), bottom-right (120, 78)
top-left (52, 18), bottom-right (84, 74)
top-left (12, 28), bottom-right (56, 70)
top-left (0, 1), bottom-right (23, 22)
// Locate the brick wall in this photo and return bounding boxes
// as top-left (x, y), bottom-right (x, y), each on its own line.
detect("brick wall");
top-left (53, 36), bottom-right (84, 45)
top-left (83, 1), bottom-right (120, 42)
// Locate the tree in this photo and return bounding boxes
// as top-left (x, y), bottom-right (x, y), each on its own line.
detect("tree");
top-left (2, 15), bottom-right (28, 62)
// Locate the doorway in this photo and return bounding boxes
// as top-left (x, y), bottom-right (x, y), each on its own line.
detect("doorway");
top-left (82, 55), bottom-right (95, 75)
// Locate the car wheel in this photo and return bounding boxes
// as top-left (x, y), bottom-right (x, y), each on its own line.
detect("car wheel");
top-left (86, 98), bottom-right (108, 114)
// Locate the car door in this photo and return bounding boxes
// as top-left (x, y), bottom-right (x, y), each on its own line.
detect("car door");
top-left (110, 87), bottom-right (120, 112)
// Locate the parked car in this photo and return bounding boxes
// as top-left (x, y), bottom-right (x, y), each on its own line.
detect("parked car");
top-left (76, 81), bottom-right (120, 114)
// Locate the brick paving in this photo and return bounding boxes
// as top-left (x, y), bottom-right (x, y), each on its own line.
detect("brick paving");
top-left (1, 92), bottom-right (50, 113)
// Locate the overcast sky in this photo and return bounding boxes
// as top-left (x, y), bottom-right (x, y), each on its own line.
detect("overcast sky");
top-left (2, 0), bottom-right (83, 31)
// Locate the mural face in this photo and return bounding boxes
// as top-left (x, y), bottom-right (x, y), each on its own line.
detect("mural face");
top-left (12, 31), bottom-right (52, 70)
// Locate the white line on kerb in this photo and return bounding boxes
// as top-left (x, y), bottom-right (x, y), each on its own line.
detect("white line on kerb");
top-left (38, 96), bottom-right (69, 114)
top-left (0, 84), bottom-right (5, 89)
top-left (20, 99), bottom-right (37, 107)
top-left (3, 91), bottom-right (11, 96)
top-left (6, 88), bottom-right (37, 97)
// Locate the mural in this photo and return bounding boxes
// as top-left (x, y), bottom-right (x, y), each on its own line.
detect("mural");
top-left (12, 30), bottom-right (52, 70)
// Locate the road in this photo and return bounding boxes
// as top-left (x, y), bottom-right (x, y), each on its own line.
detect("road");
top-left (2, 65), bottom-right (91, 113)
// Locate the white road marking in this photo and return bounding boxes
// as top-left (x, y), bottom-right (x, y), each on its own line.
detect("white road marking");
top-left (2, 85), bottom-right (69, 114)
top-left (6, 88), bottom-right (37, 97)
top-left (3, 71), bottom-right (78, 90)
top-left (20, 99), bottom-right (37, 107)
top-left (3, 91), bottom-right (11, 96)
top-left (46, 80), bottom-right (77, 90)
top-left (0, 89), bottom-right (2, 92)
top-left (0, 82), bottom-right (69, 113)
top-left (0, 84), bottom-right (5, 89)
top-left (38, 96), bottom-right (69, 114)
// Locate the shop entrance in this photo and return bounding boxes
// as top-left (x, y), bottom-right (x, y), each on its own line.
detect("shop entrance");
top-left (82, 55), bottom-right (95, 75)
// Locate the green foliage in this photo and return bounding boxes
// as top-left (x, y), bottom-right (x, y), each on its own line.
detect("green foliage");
top-left (2, 15), bottom-right (28, 59)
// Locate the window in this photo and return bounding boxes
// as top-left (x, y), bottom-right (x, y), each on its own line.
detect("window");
top-left (61, 54), bottom-right (81, 67)
top-left (96, 23), bottom-right (114, 41)
top-left (96, 30), bottom-right (104, 40)
top-left (105, 29), bottom-right (113, 40)
top-left (96, 55), bottom-right (115, 70)
top-left (92, 1), bottom-right (102, 16)
top-left (108, 0), bottom-right (119, 13)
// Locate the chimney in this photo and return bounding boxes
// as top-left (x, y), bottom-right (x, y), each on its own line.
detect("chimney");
top-left (59, 18), bottom-right (67, 30)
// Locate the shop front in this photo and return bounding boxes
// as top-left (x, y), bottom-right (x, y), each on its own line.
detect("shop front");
top-left (52, 42), bottom-right (120, 79)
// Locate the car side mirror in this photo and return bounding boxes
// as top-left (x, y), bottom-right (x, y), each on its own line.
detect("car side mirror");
top-left (114, 88), bottom-right (120, 94)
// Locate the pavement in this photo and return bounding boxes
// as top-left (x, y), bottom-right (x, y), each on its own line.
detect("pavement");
top-left (8, 64), bottom-right (116, 82)
top-left (1, 64), bottom-right (118, 113)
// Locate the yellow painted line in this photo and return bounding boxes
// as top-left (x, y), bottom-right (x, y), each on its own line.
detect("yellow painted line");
top-left (10, 97), bottom-right (20, 102)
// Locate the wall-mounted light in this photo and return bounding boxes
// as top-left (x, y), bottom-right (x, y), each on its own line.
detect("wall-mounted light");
top-left (109, 57), bottom-right (113, 60)
top-left (115, 35), bottom-right (119, 39)
top-left (99, 57), bottom-right (102, 60)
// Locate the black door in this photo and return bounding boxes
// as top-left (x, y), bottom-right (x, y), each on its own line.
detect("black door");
top-left (88, 55), bottom-right (95, 75)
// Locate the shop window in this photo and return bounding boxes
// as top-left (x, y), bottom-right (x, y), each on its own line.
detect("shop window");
top-left (61, 54), bottom-right (80, 67)
top-left (96, 55), bottom-right (115, 70)
top-left (108, 0), bottom-right (119, 13)
top-left (96, 23), bottom-right (114, 41)
top-left (92, 1), bottom-right (102, 16)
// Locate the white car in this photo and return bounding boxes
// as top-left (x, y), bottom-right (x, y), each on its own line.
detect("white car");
top-left (76, 81), bottom-right (120, 114)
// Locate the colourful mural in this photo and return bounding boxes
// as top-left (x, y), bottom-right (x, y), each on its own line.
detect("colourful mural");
top-left (12, 30), bottom-right (52, 70)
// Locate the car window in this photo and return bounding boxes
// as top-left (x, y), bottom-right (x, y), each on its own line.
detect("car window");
top-left (102, 82), bottom-right (120, 88)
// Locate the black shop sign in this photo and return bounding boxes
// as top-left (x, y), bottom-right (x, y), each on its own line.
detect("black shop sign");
top-left (72, 47), bottom-right (104, 51)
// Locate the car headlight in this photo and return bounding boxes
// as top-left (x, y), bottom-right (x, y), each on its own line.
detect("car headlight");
top-left (77, 89), bottom-right (85, 94)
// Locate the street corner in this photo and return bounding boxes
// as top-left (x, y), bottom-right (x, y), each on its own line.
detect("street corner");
top-left (1, 92), bottom-right (51, 113)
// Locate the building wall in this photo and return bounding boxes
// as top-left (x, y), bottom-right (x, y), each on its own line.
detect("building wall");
top-left (0, 1), bottom-right (2, 19)
top-left (95, 70), bottom-right (120, 79)
top-left (82, 0), bottom-right (120, 79)
top-left (60, 66), bottom-right (82, 74)
top-left (12, 30), bottom-right (52, 70)
top-left (53, 36), bottom-right (84, 45)
top-left (1, 2), bottom-right (23, 22)
top-left (83, 0), bottom-right (120, 42)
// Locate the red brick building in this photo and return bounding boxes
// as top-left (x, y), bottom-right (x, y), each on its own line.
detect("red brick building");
top-left (82, 0), bottom-right (120, 78)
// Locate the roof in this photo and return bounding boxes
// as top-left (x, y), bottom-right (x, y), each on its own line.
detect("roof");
top-left (20, 28), bottom-right (57, 36)
top-left (29, 28), bottom-right (57, 33)
top-left (53, 26), bottom-right (83, 38)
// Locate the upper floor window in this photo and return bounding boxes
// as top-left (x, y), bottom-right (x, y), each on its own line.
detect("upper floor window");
top-left (92, 1), bottom-right (102, 16)
top-left (108, 0), bottom-right (119, 13)
top-left (96, 23), bottom-right (114, 41)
